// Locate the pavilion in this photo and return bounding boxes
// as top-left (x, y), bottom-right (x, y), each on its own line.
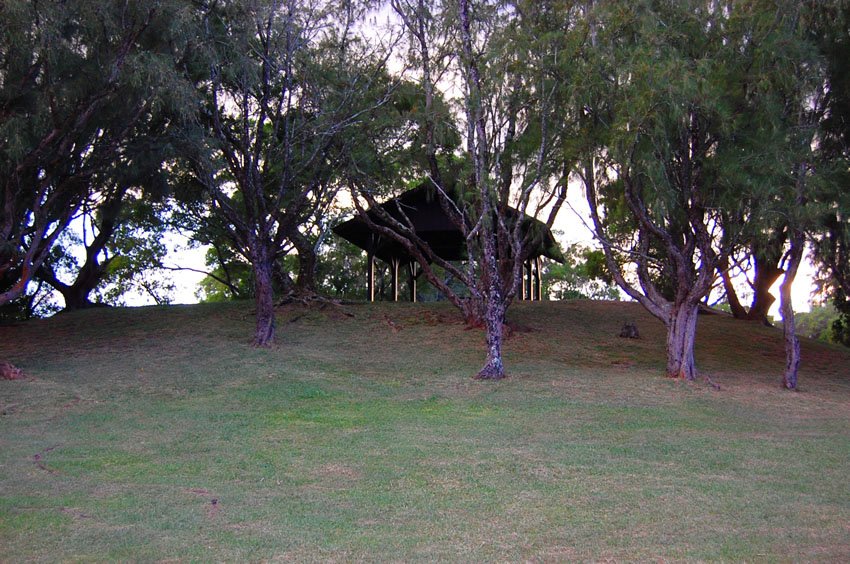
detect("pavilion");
top-left (333, 185), bottom-right (564, 302)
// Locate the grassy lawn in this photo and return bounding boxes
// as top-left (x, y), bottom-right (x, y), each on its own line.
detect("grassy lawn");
top-left (1, 300), bottom-right (849, 560)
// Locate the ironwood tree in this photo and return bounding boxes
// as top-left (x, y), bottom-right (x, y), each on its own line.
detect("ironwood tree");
top-left (579, 0), bottom-right (820, 381)
top-left (350, 0), bottom-right (580, 379)
top-left (810, 0), bottom-right (850, 348)
top-left (34, 122), bottom-right (181, 310)
top-left (0, 0), bottom-right (193, 310)
top-left (181, 0), bottom-right (398, 346)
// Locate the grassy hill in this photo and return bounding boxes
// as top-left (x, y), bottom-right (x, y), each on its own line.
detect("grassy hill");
top-left (1, 300), bottom-right (849, 560)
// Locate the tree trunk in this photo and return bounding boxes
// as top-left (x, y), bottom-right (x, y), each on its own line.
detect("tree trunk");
top-left (37, 264), bottom-right (94, 310)
top-left (291, 229), bottom-right (318, 295)
top-left (718, 257), bottom-right (748, 318)
top-left (61, 286), bottom-right (97, 310)
top-left (475, 295), bottom-right (506, 380)
top-left (780, 236), bottom-right (804, 390)
top-left (746, 257), bottom-right (783, 325)
top-left (665, 303), bottom-right (699, 380)
top-left (251, 243), bottom-right (276, 347)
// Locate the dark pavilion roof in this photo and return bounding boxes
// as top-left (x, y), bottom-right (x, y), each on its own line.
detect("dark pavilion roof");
top-left (333, 185), bottom-right (564, 264)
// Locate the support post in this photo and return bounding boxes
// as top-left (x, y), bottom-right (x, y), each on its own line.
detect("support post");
top-left (391, 258), bottom-right (400, 302)
top-left (408, 262), bottom-right (417, 302)
top-left (520, 261), bottom-right (526, 300)
top-left (535, 256), bottom-right (543, 301)
top-left (367, 252), bottom-right (375, 302)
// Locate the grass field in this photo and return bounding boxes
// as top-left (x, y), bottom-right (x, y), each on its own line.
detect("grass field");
top-left (1, 300), bottom-right (849, 560)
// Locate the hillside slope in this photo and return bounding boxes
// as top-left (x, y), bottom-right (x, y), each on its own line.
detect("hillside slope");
top-left (1, 300), bottom-right (849, 560)
top-left (3, 299), bottom-right (848, 388)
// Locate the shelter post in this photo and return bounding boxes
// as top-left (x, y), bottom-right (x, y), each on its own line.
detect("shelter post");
top-left (367, 251), bottom-right (376, 302)
top-left (408, 262), bottom-right (418, 302)
top-left (391, 258), bottom-right (400, 302)
top-left (535, 256), bottom-right (543, 301)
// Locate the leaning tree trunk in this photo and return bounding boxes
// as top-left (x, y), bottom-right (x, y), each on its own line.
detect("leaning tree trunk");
top-left (780, 234), bottom-right (804, 390)
top-left (746, 257), bottom-right (783, 325)
top-left (719, 257), bottom-right (748, 319)
top-left (665, 302), bottom-right (699, 380)
top-left (250, 241), bottom-right (276, 347)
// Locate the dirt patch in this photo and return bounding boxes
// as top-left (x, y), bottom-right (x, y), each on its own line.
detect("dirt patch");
top-left (186, 487), bottom-right (221, 520)
top-left (314, 463), bottom-right (362, 481)
top-left (186, 487), bottom-right (211, 496)
top-left (60, 507), bottom-right (93, 520)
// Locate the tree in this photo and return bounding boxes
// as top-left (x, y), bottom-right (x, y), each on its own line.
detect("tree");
top-left (349, 0), bottom-right (578, 379)
top-left (810, 1), bottom-right (850, 349)
top-left (717, 231), bottom-right (786, 326)
top-left (37, 191), bottom-right (176, 309)
top-left (0, 0), bottom-right (192, 309)
top-left (34, 119), bottom-right (181, 311)
top-left (182, 0), bottom-right (394, 346)
top-left (581, 0), bottom-right (818, 381)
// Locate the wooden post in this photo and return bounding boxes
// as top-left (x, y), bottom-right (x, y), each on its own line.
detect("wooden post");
top-left (520, 261), bottom-right (526, 300)
top-left (391, 258), bottom-right (400, 302)
top-left (535, 256), bottom-right (543, 301)
top-left (408, 262), bottom-right (417, 302)
top-left (367, 252), bottom-right (375, 302)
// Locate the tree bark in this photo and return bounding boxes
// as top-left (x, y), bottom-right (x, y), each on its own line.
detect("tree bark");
top-left (746, 256), bottom-right (783, 324)
top-left (250, 242), bottom-right (276, 347)
top-left (475, 294), bottom-right (506, 380)
top-left (290, 229), bottom-right (318, 295)
top-left (718, 257), bottom-right (748, 318)
top-left (780, 235), bottom-right (804, 390)
top-left (665, 302), bottom-right (699, 380)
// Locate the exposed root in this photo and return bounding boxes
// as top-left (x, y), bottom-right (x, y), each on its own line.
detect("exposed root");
top-left (781, 380), bottom-right (799, 391)
top-left (703, 374), bottom-right (722, 391)
top-left (474, 363), bottom-right (506, 380)
top-left (474, 371), bottom-right (506, 380)
top-left (383, 314), bottom-right (400, 332)
top-left (33, 444), bottom-right (63, 474)
top-left (276, 291), bottom-right (356, 319)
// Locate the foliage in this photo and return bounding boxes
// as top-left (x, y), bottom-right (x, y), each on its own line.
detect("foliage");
top-left (0, 0), bottom-right (194, 307)
top-left (792, 302), bottom-right (848, 345)
top-left (316, 238), bottom-right (368, 300)
top-left (830, 292), bottom-right (850, 347)
top-left (809, 2), bottom-right (850, 334)
top-left (543, 243), bottom-right (619, 301)
top-left (180, 0), bottom-right (399, 345)
top-left (580, 0), bottom-right (822, 380)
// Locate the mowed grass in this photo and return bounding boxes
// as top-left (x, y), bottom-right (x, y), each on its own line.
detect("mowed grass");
top-left (1, 300), bottom-right (849, 561)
